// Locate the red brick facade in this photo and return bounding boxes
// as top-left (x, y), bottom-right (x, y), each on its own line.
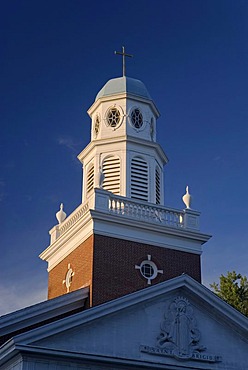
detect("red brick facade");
top-left (92, 235), bottom-right (201, 306)
top-left (48, 233), bottom-right (201, 307)
top-left (48, 234), bottom-right (94, 301)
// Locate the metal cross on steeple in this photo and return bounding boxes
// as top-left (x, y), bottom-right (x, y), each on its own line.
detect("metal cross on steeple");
top-left (114, 46), bottom-right (133, 77)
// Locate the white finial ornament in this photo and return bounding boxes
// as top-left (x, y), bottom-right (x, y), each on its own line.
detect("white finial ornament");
top-left (56, 203), bottom-right (67, 224)
top-left (182, 186), bottom-right (192, 209)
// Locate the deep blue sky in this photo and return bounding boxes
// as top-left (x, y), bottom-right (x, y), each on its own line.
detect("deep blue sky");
top-left (1, 0), bottom-right (248, 315)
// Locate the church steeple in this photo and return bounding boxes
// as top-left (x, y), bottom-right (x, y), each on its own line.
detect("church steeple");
top-left (79, 75), bottom-right (167, 205)
top-left (40, 66), bottom-right (211, 307)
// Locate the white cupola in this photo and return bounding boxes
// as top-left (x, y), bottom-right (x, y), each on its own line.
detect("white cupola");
top-left (78, 75), bottom-right (168, 205)
top-left (89, 76), bottom-right (158, 142)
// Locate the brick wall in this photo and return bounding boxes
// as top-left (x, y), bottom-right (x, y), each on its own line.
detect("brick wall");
top-left (48, 234), bottom-right (94, 300)
top-left (92, 235), bottom-right (201, 306)
top-left (48, 233), bottom-right (201, 306)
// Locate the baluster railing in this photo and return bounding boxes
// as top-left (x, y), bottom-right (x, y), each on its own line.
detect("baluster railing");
top-left (59, 202), bottom-right (89, 236)
top-left (51, 189), bottom-right (199, 245)
top-left (108, 193), bottom-right (185, 229)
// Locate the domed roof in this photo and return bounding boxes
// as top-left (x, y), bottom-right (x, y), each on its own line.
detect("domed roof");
top-left (95, 76), bottom-right (152, 101)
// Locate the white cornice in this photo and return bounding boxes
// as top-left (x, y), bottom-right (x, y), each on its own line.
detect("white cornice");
top-left (40, 189), bottom-right (211, 270)
top-left (91, 209), bottom-right (210, 254)
top-left (39, 212), bottom-right (93, 271)
top-left (77, 136), bottom-right (125, 163)
top-left (126, 135), bottom-right (169, 164)
top-left (40, 203), bottom-right (211, 272)
top-left (88, 92), bottom-right (160, 118)
top-left (77, 136), bottom-right (168, 165)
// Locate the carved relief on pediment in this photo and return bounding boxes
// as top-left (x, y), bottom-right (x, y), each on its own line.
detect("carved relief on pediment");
top-left (157, 296), bottom-right (205, 359)
top-left (140, 296), bottom-right (222, 363)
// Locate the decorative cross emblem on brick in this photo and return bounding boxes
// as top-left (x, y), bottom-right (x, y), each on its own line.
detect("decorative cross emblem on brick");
top-left (62, 263), bottom-right (75, 293)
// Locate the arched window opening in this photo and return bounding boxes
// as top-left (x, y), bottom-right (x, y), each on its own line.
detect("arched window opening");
top-left (131, 157), bottom-right (148, 201)
top-left (102, 156), bottom-right (120, 194)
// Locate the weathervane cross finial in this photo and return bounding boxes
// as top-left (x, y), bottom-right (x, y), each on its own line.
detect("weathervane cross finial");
top-left (114, 46), bottom-right (133, 77)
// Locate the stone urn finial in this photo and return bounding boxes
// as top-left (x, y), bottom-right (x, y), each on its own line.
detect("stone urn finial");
top-left (56, 203), bottom-right (67, 224)
top-left (182, 186), bottom-right (192, 209)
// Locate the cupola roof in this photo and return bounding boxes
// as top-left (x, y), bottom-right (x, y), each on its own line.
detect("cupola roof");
top-left (95, 76), bottom-right (152, 101)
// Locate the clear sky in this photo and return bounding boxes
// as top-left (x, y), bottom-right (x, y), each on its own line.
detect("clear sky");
top-left (1, 0), bottom-right (248, 316)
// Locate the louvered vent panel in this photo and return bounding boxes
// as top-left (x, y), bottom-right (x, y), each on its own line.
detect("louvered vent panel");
top-left (87, 165), bottom-right (94, 193)
top-left (102, 156), bottom-right (120, 194)
top-left (155, 167), bottom-right (161, 204)
top-left (131, 157), bottom-right (148, 201)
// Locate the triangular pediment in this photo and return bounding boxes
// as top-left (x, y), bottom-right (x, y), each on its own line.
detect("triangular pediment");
top-left (2, 276), bottom-right (248, 369)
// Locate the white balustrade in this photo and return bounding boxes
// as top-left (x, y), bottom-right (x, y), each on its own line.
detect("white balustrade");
top-left (59, 202), bottom-right (89, 235)
top-left (108, 194), bottom-right (185, 228)
top-left (50, 189), bottom-right (200, 244)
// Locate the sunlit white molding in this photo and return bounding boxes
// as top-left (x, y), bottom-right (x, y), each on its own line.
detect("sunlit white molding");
top-left (41, 189), bottom-right (210, 271)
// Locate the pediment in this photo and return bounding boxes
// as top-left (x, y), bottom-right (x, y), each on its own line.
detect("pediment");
top-left (3, 276), bottom-right (248, 369)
